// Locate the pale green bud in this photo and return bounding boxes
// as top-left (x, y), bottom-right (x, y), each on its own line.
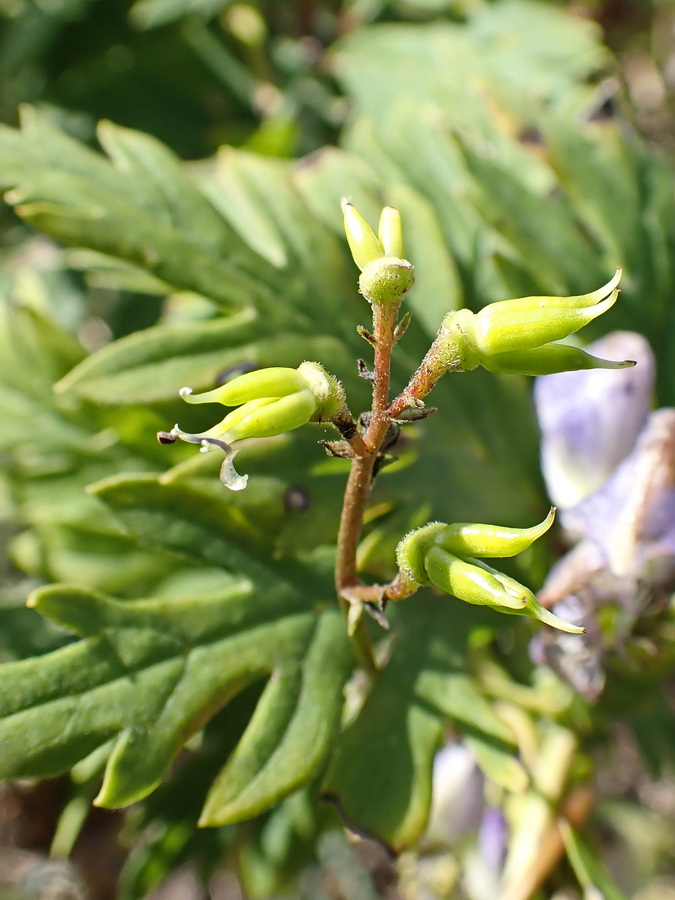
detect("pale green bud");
top-left (205, 391), bottom-right (317, 443)
top-left (469, 269), bottom-right (622, 356)
top-left (436, 508), bottom-right (556, 558)
top-left (470, 560), bottom-right (585, 633)
top-left (481, 343), bottom-right (636, 376)
top-left (179, 367), bottom-right (307, 407)
top-left (378, 206), bottom-right (404, 258)
top-left (165, 361), bottom-right (345, 491)
top-left (395, 512), bottom-right (584, 632)
top-left (342, 200), bottom-right (383, 271)
top-left (342, 200), bottom-right (414, 305)
top-left (425, 270), bottom-right (632, 379)
top-left (424, 550), bottom-right (584, 632)
top-left (424, 545), bottom-right (528, 611)
top-left (484, 269), bottom-right (622, 315)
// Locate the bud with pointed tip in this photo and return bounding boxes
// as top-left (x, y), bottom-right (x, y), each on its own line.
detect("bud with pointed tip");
top-left (342, 200), bottom-right (414, 305)
top-left (481, 343), bottom-right (636, 376)
top-left (418, 270), bottom-right (633, 385)
top-left (470, 269), bottom-right (623, 357)
top-left (160, 362), bottom-right (346, 490)
top-left (436, 508), bottom-right (556, 558)
top-left (342, 200), bottom-right (384, 271)
top-left (395, 511), bottom-right (583, 632)
top-left (424, 546), bottom-right (529, 611)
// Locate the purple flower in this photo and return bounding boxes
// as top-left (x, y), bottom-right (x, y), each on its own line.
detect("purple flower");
top-left (534, 331), bottom-right (654, 509)
top-left (478, 806), bottom-right (508, 873)
top-left (531, 332), bottom-right (675, 699)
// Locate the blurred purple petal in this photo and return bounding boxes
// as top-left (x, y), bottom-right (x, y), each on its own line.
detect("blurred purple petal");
top-left (531, 334), bottom-right (675, 700)
top-left (562, 408), bottom-right (675, 579)
top-left (534, 332), bottom-right (654, 507)
top-left (530, 581), bottom-right (607, 701)
top-left (425, 742), bottom-right (484, 847)
top-left (478, 806), bottom-right (508, 873)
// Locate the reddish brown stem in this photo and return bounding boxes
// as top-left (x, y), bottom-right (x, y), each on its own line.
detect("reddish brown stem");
top-left (335, 302), bottom-right (400, 600)
top-left (388, 330), bottom-right (454, 419)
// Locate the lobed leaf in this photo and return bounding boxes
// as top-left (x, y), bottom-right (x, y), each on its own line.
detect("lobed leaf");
top-left (0, 469), bottom-right (354, 821)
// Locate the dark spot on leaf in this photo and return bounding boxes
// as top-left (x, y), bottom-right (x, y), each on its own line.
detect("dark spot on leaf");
top-left (284, 486), bottom-right (310, 512)
top-left (518, 126), bottom-right (543, 146)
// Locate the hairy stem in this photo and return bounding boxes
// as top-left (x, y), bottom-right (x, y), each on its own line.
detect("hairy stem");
top-left (335, 301), bottom-right (404, 671)
top-left (366, 302), bottom-right (400, 448)
top-left (388, 332), bottom-right (456, 419)
top-left (335, 454), bottom-right (378, 594)
top-left (336, 303), bottom-right (400, 591)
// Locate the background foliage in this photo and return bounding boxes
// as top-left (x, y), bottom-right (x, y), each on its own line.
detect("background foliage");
top-left (1, 1), bottom-right (674, 898)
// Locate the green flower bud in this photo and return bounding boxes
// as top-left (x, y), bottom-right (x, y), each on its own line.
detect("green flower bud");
top-left (436, 508), bottom-right (556, 558)
top-left (481, 343), bottom-right (636, 376)
top-left (180, 367), bottom-right (307, 406)
top-left (424, 545), bottom-right (528, 611)
top-left (470, 560), bottom-right (585, 634)
top-left (163, 361), bottom-right (345, 490)
top-left (378, 206), bottom-right (404, 258)
top-left (422, 270), bottom-right (632, 381)
top-left (342, 200), bottom-right (415, 305)
top-left (469, 269), bottom-right (622, 356)
top-left (484, 269), bottom-right (623, 314)
top-left (395, 512), bottom-right (584, 632)
top-left (205, 391), bottom-right (317, 443)
top-left (425, 550), bottom-right (584, 632)
top-left (342, 200), bottom-right (383, 271)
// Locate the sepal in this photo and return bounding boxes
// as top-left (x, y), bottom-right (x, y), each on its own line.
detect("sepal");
top-left (395, 521), bottom-right (446, 584)
top-left (358, 257), bottom-right (415, 306)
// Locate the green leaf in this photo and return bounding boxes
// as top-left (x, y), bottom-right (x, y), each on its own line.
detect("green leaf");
top-left (0, 110), bottom-right (275, 311)
top-left (0, 297), bottom-right (91, 452)
top-left (322, 596), bottom-right (520, 850)
top-left (55, 309), bottom-right (356, 406)
top-left (96, 120), bottom-right (239, 258)
top-left (0, 472), bottom-right (354, 820)
top-left (200, 610), bottom-right (348, 825)
top-left (457, 138), bottom-right (605, 298)
top-left (560, 822), bottom-right (630, 900)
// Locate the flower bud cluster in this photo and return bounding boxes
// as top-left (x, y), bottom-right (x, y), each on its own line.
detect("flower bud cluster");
top-left (422, 269), bottom-right (633, 382)
top-left (163, 362), bottom-right (345, 490)
top-left (395, 510), bottom-right (584, 633)
top-left (342, 200), bottom-right (414, 305)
